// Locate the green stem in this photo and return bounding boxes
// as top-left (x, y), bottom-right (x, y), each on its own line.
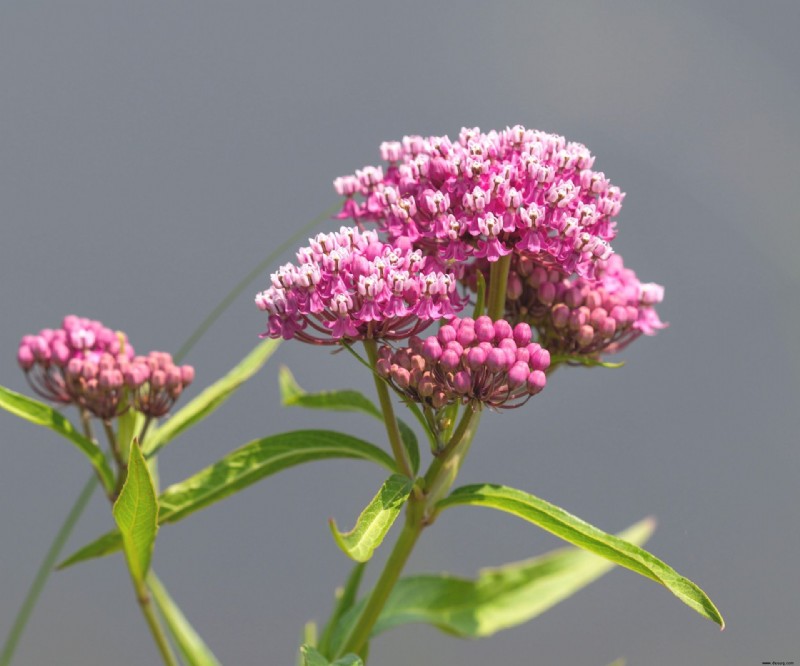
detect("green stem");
top-left (0, 475), bottom-right (97, 666)
top-left (487, 254), bottom-right (512, 321)
top-left (132, 578), bottom-right (179, 666)
top-left (363, 339), bottom-right (414, 479)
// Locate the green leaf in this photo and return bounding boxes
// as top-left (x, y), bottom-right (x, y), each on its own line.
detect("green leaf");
top-left (158, 431), bottom-right (396, 525)
top-left (56, 530), bottom-right (124, 570)
top-left (280, 367), bottom-right (381, 418)
top-left (438, 484), bottom-right (725, 628)
top-left (147, 572), bottom-right (221, 666)
top-left (280, 367), bottom-right (420, 475)
top-left (318, 563), bottom-right (366, 658)
top-left (112, 439), bottom-right (158, 584)
top-left (0, 385), bottom-right (115, 493)
top-left (396, 420), bottom-right (420, 477)
top-left (60, 431), bottom-right (396, 567)
top-left (144, 339), bottom-right (281, 456)
top-left (328, 519), bottom-right (654, 651)
top-left (300, 645), bottom-right (363, 666)
top-left (330, 475), bottom-right (413, 562)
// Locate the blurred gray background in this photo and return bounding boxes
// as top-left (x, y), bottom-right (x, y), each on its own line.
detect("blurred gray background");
top-left (1, 2), bottom-right (798, 665)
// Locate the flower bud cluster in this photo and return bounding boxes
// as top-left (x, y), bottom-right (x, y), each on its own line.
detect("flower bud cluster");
top-left (334, 126), bottom-right (619, 279)
top-left (18, 315), bottom-right (134, 404)
top-left (377, 316), bottom-right (550, 410)
top-left (502, 254), bottom-right (666, 356)
top-left (255, 227), bottom-right (463, 344)
top-left (18, 316), bottom-right (194, 419)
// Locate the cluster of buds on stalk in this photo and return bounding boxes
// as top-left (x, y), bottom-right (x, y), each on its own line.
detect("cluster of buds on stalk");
top-left (501, 254), bottom-right (666, 357)
top-left (255, 227), bottom-right (463, 344)
top-left (377, 316), bottom-right (550, 411)
top-left (18, 316), bottom-right (194, 420)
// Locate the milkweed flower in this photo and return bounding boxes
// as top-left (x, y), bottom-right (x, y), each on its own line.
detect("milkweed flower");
top-left (255, 227), bottom-right (464, 344)
top-left (376, 316), bottom-right (550, 410)
top-left (18, 316), bottom-right (194, 419)
top-left (17, 315), bottom-right (134, 404)
top-left (502, 253), bottom-right (666, 356)
top-left (334, 126), bottom-right (619, 279)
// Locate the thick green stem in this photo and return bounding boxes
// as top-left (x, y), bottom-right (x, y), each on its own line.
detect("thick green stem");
top-left (487, 254), bottom-right (512, 321)
top-left (0, 475), bottom-right (97, 666)
top-left (363, 339), bottom-right (414, 479)
top-left (133, 579), bottom-right (179, 666)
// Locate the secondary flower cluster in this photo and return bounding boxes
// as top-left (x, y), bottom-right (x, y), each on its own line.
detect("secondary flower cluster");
top-left (377, 316), bottom-right (550, 410)
top-left (334, 125), bottom-right (619, 279)
top-left (255, 227), bottom-right (463, 344)
top-left (18, 316), bottom-right (194, 420)
top-left (501, 254), bottom-right (666, 356)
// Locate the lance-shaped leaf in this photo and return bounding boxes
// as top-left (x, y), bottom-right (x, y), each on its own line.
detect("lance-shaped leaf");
top-left (438, 484), bottom-right (724, 628)
top-left (113, 439), bottom-right (158, 584)
top-left (145, 338), bottom-right (281, 456)
top-left (550, 354), bottom-right (625, 369)
top-left (300, 645), bottom-right (363, 666)
top-left (0, 385), bottom-right (115, 493)
top-left (148, 572), bottom-right (221, 666)
top-left (279, 367), bottom-right (420, 474)
top-left (59, 430), bottom-right (396, 568)
top-left (328, 519), bottom-right (654, 653)
top-left (330, 475), bottom-right (413, 562)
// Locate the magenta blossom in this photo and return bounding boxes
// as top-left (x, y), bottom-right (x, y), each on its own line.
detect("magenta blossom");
top-left (255, 227), bottom-right (464, 344)
top-left (377, 316), bottom-right (550, 410)
top-left (334, 126), bottom-right (620, 280)
top-left (18, 315), bottom-right (134, 405)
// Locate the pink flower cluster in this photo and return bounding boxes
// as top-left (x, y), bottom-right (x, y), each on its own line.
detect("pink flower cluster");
top-left (376, 316), bottom-right (550, 410)
top-left (18, 316), bottom-right (194, 420)
top-left (503, 254), bottom-right (666, 356)
top-left (255, 227), bottom-right (463, 344)
top-left (334, 126), bottom-right (619, 279)
top-left (18, 315), bottom-right (134, 404)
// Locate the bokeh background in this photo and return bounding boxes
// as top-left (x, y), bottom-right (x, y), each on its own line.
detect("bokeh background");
top-left (1, 2), bottom-right (798, 665)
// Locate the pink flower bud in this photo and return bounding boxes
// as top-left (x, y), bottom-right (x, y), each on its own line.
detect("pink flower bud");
top-left (475, 316), bottom-right (494, 342)
top-left (513, 323), bottom-right (532, 347)
top-left (422, 337), bottom-right (443, 361)
top-left (527, 370), bottom-right (546, 394)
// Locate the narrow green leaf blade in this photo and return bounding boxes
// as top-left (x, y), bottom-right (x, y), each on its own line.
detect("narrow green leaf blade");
top-left (330, 475), bottom-right (413, 562)
top-left (550, 354), bottom-right (625, 369)
top-left (145, 338), bottom-right (281, 456)
top-left (328, 519), bottom-right (654, 651)
top-left (56, 530), bottom-right (122, 570)
top-left (112, 440), bottom-right (158, 584)
top-left (148, 572), bottom-right (221, 666)
top-left (280, 367), bottom-right (419, 474)
top-left (397, 420), bottom-right (420, 476)
top-left (280, 367), bottom-right (381, 418)
top-left (0, 385), bottom-right (115, 492)
top-left (439, 484), bottom-right (724, 628)
top-left (159, 431), bottom-right (397, 525)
